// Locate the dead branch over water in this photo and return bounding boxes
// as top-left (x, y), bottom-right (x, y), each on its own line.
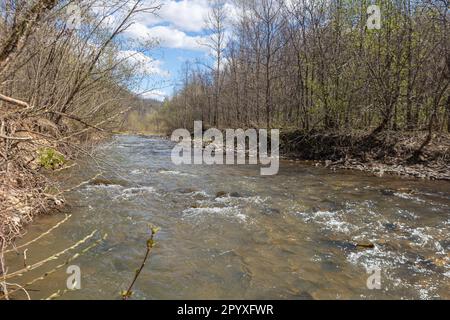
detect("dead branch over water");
top-left (0, 227), bottom-right (107, 300)
top-left (4, 214), bottom-right (72, 254)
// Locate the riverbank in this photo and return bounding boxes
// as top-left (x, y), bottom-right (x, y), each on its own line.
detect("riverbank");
top-left (161, 128), bottom-right (449, 181)
top-left (0, 133), bottom-right (106, 248)
top-left (280, 130), bottom-right (449, 181)
top-left (0, 149), bottom-right (64, 248)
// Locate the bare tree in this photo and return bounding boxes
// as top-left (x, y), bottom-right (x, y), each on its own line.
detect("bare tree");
top-left (203, 0), bottom-right (227, 127)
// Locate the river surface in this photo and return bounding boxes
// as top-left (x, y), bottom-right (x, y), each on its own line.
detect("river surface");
top-left (6, 135), bottom-right (450, 300)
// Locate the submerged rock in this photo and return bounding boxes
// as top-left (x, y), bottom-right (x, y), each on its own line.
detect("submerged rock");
top-left (355, 241), bottom-right (375, 249)
top-left (262, 207), bottom-right (281, 215)
top-left (383, 223), bottom-right (398, 231)
top-left (90, 177), bottom-right (128, 187)
top-left (380, 189), bottom-right (395, 196)
top-left (321, 260), bottom-right (341, 272)
top-left (216, 191), bottom-right (228, 198)
top-left (429, 257), bottom-right (448, 268)
top-left (176, 187), bottom-right (199, 194)
top-left (397, 188), bottom-right (416, 195)
top-left (112, 259), bottom-right (130, 272)
top-left (311, 199), bottom-right (342, 212)
top-left (322, 238), bottom-right (356, 251)
top-left (190, 202), bottom-right (210, 209)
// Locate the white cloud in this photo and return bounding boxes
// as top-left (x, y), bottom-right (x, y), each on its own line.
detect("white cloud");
top-left (148, 25), bottom-right (207, 51)
top-left (158, 0), bottom-right (210, 32)
top-left (123, 0), bottom-right (240, 52)
top-left (129, 0), bottom-right (210, 33)
top-left (125, 23), bottom-right (208, 51)
top-left (140, 89), bottom-right (168, 101)
top-left (117, 50), bottom-right (170, 77)
top-left (125, 22), bottom-right (153, 40)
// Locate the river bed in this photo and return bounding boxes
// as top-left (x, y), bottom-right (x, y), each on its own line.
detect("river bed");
top-left (6, 135), bottom-right (450, 300)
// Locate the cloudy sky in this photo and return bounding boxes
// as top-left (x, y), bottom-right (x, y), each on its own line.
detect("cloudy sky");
top-left (119, 0), bottom-right (235, 101)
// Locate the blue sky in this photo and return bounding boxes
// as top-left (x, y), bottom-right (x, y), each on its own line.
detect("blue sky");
top-left (145, 46), bottom-right (209, 100)
top-left (117, 0), bottom-right (236, 101)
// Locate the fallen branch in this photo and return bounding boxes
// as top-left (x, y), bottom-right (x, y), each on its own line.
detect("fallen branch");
top-left (5, 214), bottom-right (72, 254)
top-left (45, 111), bottom-right (105, 132)
top-left (0, 233), bottom-right (107, 300)
top-left (0, 133), bottom-right (32, 141)
top-left (0, 93), bottom-right (30, 109)
top-left (59, 107), bottom-right (133, 142)
top-left (55, 172), bottom-right (103, 196)
top-left (2, 230), bottom-right (98, 280)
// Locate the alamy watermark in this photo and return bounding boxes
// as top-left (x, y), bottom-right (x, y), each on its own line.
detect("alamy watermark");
top-left (66, 265), bottom-right (81, 290)
top-left (171, 121), bottom-right (280, 176)
top-left (65, 3), bottom-right (83, 30)
top-left (366, 267), bottom-right (382, 290)
top-left (367, 5), bottom-right (382, 30)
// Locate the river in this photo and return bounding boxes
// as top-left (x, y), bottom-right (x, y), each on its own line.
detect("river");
top-left (6, 135), bottom-right (450, 299)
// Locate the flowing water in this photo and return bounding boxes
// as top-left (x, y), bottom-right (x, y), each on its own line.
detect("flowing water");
top-left (6, 135), bottom-right (450, 300)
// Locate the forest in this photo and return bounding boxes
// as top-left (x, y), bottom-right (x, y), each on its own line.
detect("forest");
top-left (155, 0), bottom-right (449, 171)
top-left (159, 0), bottom-right (449, 133)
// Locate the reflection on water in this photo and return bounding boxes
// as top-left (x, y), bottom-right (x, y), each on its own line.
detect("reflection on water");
top-left (6, 135), bottom-right (450, 300)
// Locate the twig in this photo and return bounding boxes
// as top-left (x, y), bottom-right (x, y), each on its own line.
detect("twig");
top-left (5, 214), bottom-right (72, 254)
top-left (3, 230), bottom-right (98, 280)
top-left (44, 110), bottom-right (105, 132)
top-left (55, 173), bottom-right (103, 196)
top-left (53, 163), bottom-right (77, 172)
top-left (0, 133), bottom-right (32, 141)
top-left (23, 249), bottom-right (28, 267)
top-left (122, 225), bottom-right (159, 300)
top-left (0, 234), bottom-right (107, 300)
top-left (3, 282), bottom-right (30, 300)
top-left (58, 107), bottom-right (133, 142)
top-left (44, 289), bottom-right (68, 300)
top-left (0, 93), bottom-right (30, 109)
top-left (0, 238), bottom-right (8, 300)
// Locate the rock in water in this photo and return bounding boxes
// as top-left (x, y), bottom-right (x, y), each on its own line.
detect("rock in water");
top-left (216, 191), bottom-right (228, 198)
top-left (230, 192), bottom-right (242, 198)
top-left (356, 241), bottom-right (375, 249)
top-left (380, 189), bottom-right (395, 196)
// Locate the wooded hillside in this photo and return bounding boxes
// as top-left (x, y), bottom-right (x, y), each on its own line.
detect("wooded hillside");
top-left (160, 0), bottom-right (449, 140)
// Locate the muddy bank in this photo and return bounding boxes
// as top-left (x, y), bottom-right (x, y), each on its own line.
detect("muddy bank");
top-left (0, 157), bottom-right (64, 247)
top-left (0, 132), bottom-right (106, 247)
top-left (280, 131), bottom-right (450, 181)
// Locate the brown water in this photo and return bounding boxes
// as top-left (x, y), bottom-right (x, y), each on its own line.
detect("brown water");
top-left (5, 135), bottom-right (450, 300)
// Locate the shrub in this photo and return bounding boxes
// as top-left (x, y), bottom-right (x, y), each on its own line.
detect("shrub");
top-left (37, 148), bottom-right (66, 170)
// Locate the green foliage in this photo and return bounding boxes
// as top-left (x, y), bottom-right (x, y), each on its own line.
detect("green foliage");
top-left (37, 148), bottom-right (66, 170)
top-left (121, 290), bottom-right (133, 299)
top-left (154, 0), bottom-right (449, 133)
